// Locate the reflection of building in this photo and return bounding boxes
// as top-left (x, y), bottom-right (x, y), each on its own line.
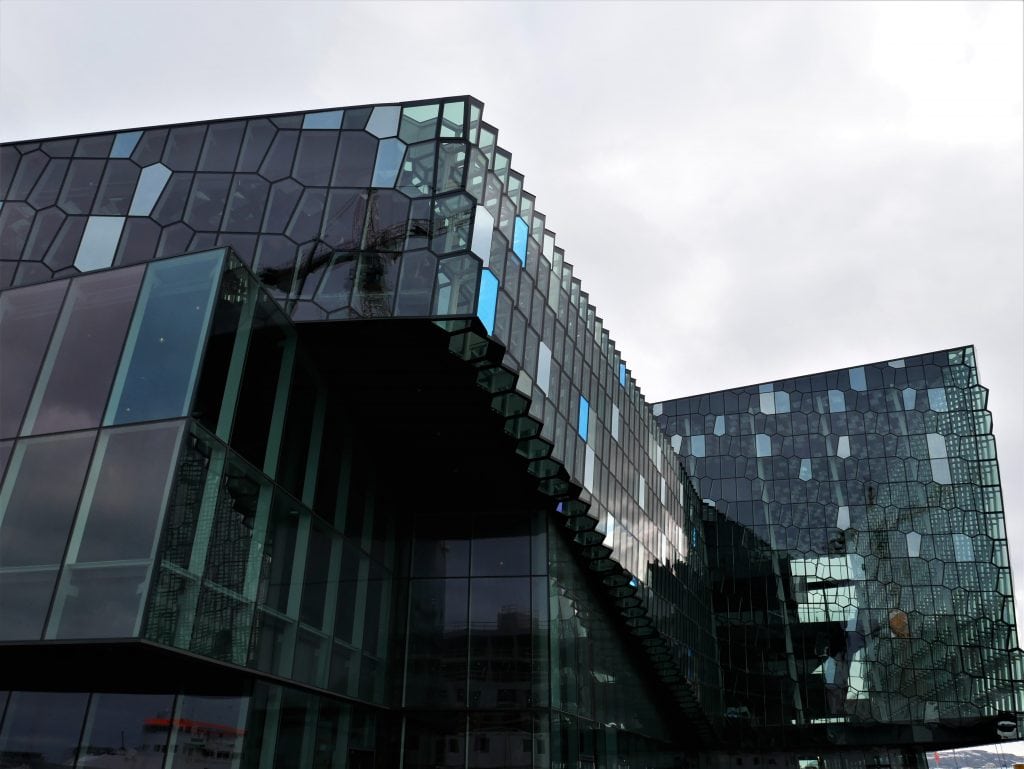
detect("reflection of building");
top-left (656, 353), bottom-right (1022, 760)
top-left (0, 97), bottom-right (1019, 769)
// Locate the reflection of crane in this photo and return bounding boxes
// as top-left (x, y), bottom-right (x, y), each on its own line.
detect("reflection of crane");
top-left (257, 190), bottom-right (431, 317)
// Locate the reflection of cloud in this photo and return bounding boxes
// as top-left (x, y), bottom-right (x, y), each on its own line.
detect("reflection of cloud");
top-left (1, 0), bottom-right (1020, 651)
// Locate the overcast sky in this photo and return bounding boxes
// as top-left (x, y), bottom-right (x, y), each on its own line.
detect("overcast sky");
top-left (2, 0), bottom-right (1022, 660)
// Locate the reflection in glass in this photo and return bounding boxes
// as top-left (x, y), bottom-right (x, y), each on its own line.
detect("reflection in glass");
top-left (405, 578), bottom-right (468, 707)
top-left (22, 267), bottom-right (144, 435)
top-left (105, 250), bottom-right (224, 425)
top-left (74, 215), bottom-right (125, 272)
top-left (0, 691), bottom-right (89, 766)
top-left (371, 138), bottom-right (405, 188)
top-left (129, 163), bottom-right (172, 216)
top-left (0, 279), bottom-right (68, 438)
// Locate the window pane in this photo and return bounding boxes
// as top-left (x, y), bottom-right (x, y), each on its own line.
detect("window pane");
top-left (469, 577), bottom-right (531, 709)
top-left (405, 578), bottom-right (468, 707)
top-left (76, 421), bottom-right (184, 562)
top-left (106, 250), bottom-right (225, 425)
top-left (0, 430), bottom-right (96, 568)
top-left (0, 279), bottom-right (68, 438)
top-left (22, 266), bottom-right (143, 435)
top-left (167, 695), bottom-right (248, 769)
top-left (0, 691), bottom-right (89, 765)
top-left (80, 692), bottom-right (175, 758)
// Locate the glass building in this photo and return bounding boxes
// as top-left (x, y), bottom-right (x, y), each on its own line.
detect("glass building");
top-left (0, 97), bottom-right (1019, 769)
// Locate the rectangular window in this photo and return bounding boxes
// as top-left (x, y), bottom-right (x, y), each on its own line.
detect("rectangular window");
top-left (105, 250), bottom-right (225, 426)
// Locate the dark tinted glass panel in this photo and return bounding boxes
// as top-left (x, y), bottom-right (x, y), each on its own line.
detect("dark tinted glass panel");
top-left (365, 190), bottom-right (409, 251)
top-left (132, 128), bottom-right (167, 165)
top-left (230, 294), bottom-right (289, 468)
top-left (403, 713), bottom-right (465, 769)
top-left (0, 279), bottom-right (68, 438)
top-left (0, 430), bottom-right (96, 566)
top-left (23, 267), bottom-right (143, 435)
top-left (469, 577), bottom-right (531, 708)
top-left (167, 695), bottom-right (248, 769)
top-left (223, 175), bottom-right (269, 232)
top-left (394, 250), bottom-right (436, 316)
top-left (276, 362), bottom-right (317, 498)
top-left (57, 158), bottom-right (104, 214)
top-left (191, 264), bottom-right (249, 432)
top-left (0, 691), bottom-right (89, 765)
top-left (163, 124), bottom-right (206, 171)
top-left (468, 712), bottom-right (531, 769)
top-left (50, 562), bottom-right (150, 638)
top-left (262, 491), bottom-right (300, 613)
top-left (342, 107), bottom-right (372, 130)
top-left (75, 134), bottom-right (114, 157)
top-left (184, 173), bottom-right (231, 230)
top-left (0, 569), bottom-right (59, 641)
top-left (351, 252), bottom-right (399, 318)
top-left (413, 515), bottom-right (469, 578)
top-left (21, 206), bottom-right (65, 262)
top-left (262, 178), bottom-right (302, 233)
top-left (0, 202), bottom-right (33, 260)
top-left (405, 578), bottom-right (468, 707)
top-left (42, 215), bottom-right (87, 271)
top-left (106, 250), bottom-right (224, 425)
top-left (237, 119), bottom-right (276, 171)
top-left (75, 421), bottom-right (183, 562)
top-left (154, 222), bottom-right (195, 259)
top-left (0, 441), bottom-right (10, 484)
top-left (150, 172), bottom-right (192, 225)
top-left (286, 188), bottom-right (326, 243)
top-left (26, 157), bottom-right (68, 208)
top-left (331, 131), bottom-right (376, 186)
top-left (198, 120), bottom-right (245, 171)
top-left (0, 145), bottom-right (20, 198)
top-left (471, 515), bottom-right (531, 576)
top-left (321, 189), bottom-right (367, 250)
top-left (300, 526), bottom-right (331, 628)
top-left (293, 131), bottom-right (337, 186)
top-left (115, 216), bottom-right (160, 265)
top-left (259, 130), bottom-right (298, 181)
top-left (80, 692), bottom-right (175, 757)
top-left (7, 149), bottom-right (47, 199)
top-left (93, 159), bottom-right (141, 215)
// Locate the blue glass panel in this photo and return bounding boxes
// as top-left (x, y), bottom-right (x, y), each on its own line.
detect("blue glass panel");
top-left (476, 269), bottom-right (499, 335)
top-left (775, 390), bottom-right (790, 413)
top-left (928, 387), bottom-right (948, 412)
top-left (512, 216), bottom-right (528, 265)
top-left (755, 433), bottom-right (772, 457)
top-left (902, 387), bottom-right (917, 410)
top-left (799, 458), bottom-right (812, 480)
top-left (366, 105), bottom-right (401, 138)
top-left (110, 131), bottom-right (142, 158)
top-left (849, 366), bottom-right (867, 391)
top-left (828, 389), bottom-right (846, 413)
top-left (371, 138), bottom-right (405, 188)
top-left (74, 216), bottom-right (125, 271)
top-left (105, 250), bottom-right (224, 425)
top-left (619, 362), bottom-right (626, 386)
top-left (129, 163), bottom-right (172, 216)
top-left (302, 110), bottom-right (343, 130)
top-left (578, 395), bottom-right (589, 441)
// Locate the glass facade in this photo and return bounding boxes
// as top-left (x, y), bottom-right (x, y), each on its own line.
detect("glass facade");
top-left (0, 97), bottom-right (1019, 768)
top-left (655, 351), bottom-right (1022, 756)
